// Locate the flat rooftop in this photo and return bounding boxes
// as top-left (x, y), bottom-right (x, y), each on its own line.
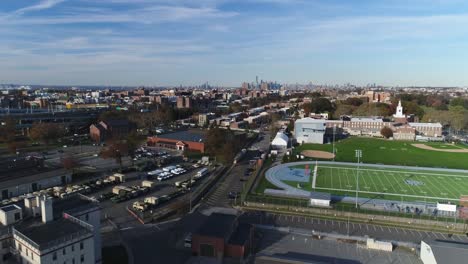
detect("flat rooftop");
top-left (15, 218), bottom-right (92, 249)
top-left (157, 130), bottom-right (206, 143)
top-left (53, 195), bottom-right (99, 219)
top-left (195, 213), bottom-right (236, 239)
top-left (0, 204), bottom-right (21, 212)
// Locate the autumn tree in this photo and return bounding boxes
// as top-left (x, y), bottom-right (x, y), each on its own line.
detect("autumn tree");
top-left (380, 126), bottom-right (394, 139)
top-left (62, 154), bottom-right (80, 171)
top-left (100, 140), bottom-right (129, 169)
top-left (29, 123), bottom-right (65, 147)
top-left (0, 117), bottom-right (16, 143)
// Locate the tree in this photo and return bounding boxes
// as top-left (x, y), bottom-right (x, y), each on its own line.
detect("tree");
top-left (29, 123), bottom-right (65, 146)
top-left (450, 97), bottom-right (468, 110)
top-left (62, 154), bottom-right (80, 171)
top-left (303, 98), bottom-right (334, 116)
top-left (333, 104), bottom-right (355, 118)
top-left (100, 140), bottom-right (129, 169)
top-left (380, 126), bottom-right (393, 139)
top-left (126, 132), bottom-right (142, 164)
top-left (0, 117), bottom-right (16, 143)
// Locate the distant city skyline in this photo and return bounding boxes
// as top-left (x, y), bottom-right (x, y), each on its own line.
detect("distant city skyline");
top-left (2, 0), bottom-right (468, 87)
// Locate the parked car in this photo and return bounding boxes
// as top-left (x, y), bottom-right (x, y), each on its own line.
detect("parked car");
top-left (228, 191), bottom-right (240, 199)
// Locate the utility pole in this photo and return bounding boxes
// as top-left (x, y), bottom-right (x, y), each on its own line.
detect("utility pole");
top-left (355, 149), bottom-right (362, 209)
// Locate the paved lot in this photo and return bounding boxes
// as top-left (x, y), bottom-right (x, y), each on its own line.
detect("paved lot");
top-left (256, 229), bottom-right (422, 264)
top-left (97, 164), bottom-right (216, 228)
top-left (240, 211), bottom-right (468, 244)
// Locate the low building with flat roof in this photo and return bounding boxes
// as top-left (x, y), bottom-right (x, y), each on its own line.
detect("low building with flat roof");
top-left (420, 240), bottom-right (468, 264)
top-left (147, 130), bottom-right (206, 153)
top-left (191, 213), bottom-right (254, 261)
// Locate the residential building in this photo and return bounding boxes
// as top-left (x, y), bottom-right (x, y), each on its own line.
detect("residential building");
top-left (90, 119), bottom-right (133, 143)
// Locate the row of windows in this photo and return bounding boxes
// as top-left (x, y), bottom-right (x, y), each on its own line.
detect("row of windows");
top-left (52, 241), bottom-right (85, 260)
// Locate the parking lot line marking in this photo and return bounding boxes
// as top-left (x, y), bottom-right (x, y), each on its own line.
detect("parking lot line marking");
top-left (379, 226), bottom-right (383, 231)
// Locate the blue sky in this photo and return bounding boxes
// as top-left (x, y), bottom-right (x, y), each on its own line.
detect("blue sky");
top-left (1, 0), bottom-right (468, 86)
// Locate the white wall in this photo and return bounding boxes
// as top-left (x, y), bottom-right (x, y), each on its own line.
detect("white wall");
top-left (74, 208), bottom-right (102, 263)
top-left (1, 174), bottom-right (72, 199)
top-left (420, 241), bottom-right (437, 264)
top-left (16, 236), bottom-right (95, 264)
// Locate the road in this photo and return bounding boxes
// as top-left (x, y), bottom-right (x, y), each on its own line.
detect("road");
top-left (201, 132), bottom-right (271, 208)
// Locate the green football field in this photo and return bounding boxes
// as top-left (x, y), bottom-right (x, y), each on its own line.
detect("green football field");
top-left (285, 164), bottom-right (468, 203)
top-left (293, 137), bottom-right (468, 170)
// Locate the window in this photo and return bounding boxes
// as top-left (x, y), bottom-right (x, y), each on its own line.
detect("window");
top-left (71, 244), bottom-right (74, 252)
top-left (63, 248), bottom-right (66, 255)
top-left (18, 244), bottom-right (22, 252)
top-left (80, 242), bottom-right (84, 250)
top-left (1, 240), bottom-right (8, 249)
top-left (53, 252), bottom-right (57, 261)
top-left (72, 259), bottom-right (75, 264)
top-left (85, 214), bottom-right (89, 221)
top-left (14, 213), bottom-right (20, 221)
top-left (80, 255), bottom-right (84, 263)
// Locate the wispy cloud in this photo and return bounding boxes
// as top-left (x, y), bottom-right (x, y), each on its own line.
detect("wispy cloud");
top-left (14, 0), bottom-right (66, 15)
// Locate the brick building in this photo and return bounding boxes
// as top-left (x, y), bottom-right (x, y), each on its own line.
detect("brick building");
top-left (147, 130), bottom-right (206, 152)
top-left (89, 119), bottom-right (132, 143)
top-left (191, 213), bottom-right (254, 262)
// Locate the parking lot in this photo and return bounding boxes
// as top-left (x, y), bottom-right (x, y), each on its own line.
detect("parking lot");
top-left (95, 163), bottom-right (216, 228)
top-left (240, 211), bottom-right (468, 244)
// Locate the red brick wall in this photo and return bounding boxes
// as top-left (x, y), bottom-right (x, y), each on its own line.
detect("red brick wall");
top-left (191, 235), bottom-right (225, 257)
top-left (89, 125), bottom-right (102, 143)
top-left (225, 244), bottom-right (245, 258)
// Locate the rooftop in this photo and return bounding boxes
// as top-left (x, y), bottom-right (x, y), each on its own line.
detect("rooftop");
top-left (52, 195), bottom-right (99, 219)
top-left (295, 118), bottom-right (326, 124)
top-left (228, 223), bottom-right (252, 246)
top-left (158, 130), bottom-right (206, 143)
top-left (195, 213), bottom-right (236, 239)
top-left (0, 204), bottom-right (21, 212)
top-left (425, 240), bottom-right (468, 264)
top-left (409, 122), bottom-right (443, 128)
top-left (14, 218), bottom-right (92, 249)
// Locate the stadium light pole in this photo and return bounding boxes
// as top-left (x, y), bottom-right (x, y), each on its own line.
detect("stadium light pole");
top-left (332, 125), bottom-right (336, 162)
top-left (355, 149), bottom-right (362, 209)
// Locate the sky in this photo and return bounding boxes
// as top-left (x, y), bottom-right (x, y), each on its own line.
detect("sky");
top-left (1, 0), bottom-right (468, 87)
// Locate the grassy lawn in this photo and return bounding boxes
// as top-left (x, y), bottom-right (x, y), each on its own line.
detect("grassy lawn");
top-left (283, 163), bottom-right (468, 203)
top-left (294, 137), bottom-right (468, 169)
top-left (255, 176), bottom-right (281, 193)
top-left (102, 245), bottom-right (129, 264)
